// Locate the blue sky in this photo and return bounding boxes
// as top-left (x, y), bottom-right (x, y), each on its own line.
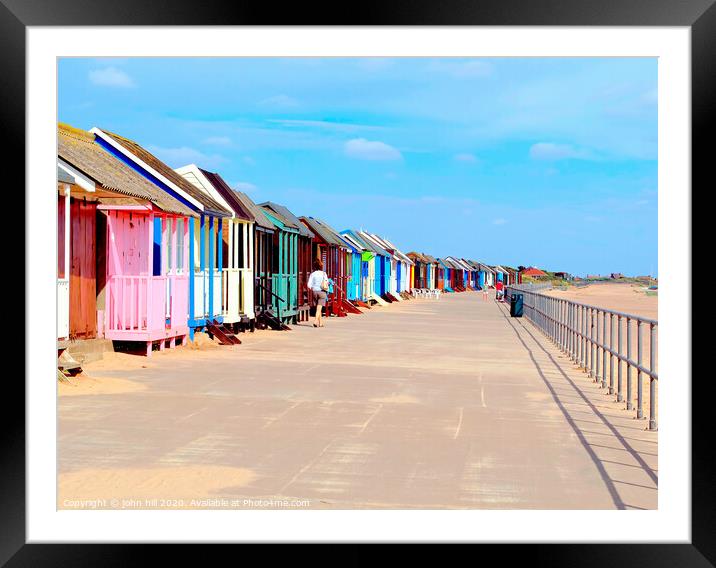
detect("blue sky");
top-left (58, 57), bottom-right (657, 276)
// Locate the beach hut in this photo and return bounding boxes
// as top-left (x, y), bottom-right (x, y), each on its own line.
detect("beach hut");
top-left (230, 192), bottom-right (282, 329)
top-left (362, 233), bottom-right (413, 300)
top-left (493, 265), bottom-right (508, 285)
top-left (437, 259), bottom-right (453, 292)
top-left (357, 231), bottom-right (394, 303)
top-left (259, 202), bottom-right (314, 324)
top-left (407, 252), bottom-right (428, 289)
top-left (175, 165), bottom-right (256, 331)
top-left (376, 236), bottom-right (414, 298)
top-left (336, 232), bottom-right (367, 310)
top-left (479, 263), bottom-right (496, 288)
top-left (447, 257), bottom-right (471, 291)
top-left (422, 254), bottom-right (438, 290)
top-left (58, 124), bottom-right (196, 355)
top-left (300, 216), bottom-right (359, 316)
top-left (91, 128), bottom-right (232, 341)
top-left (467, 260), bottom-right (482, 289)
top-left (341, 230), bottom-right (387, 306)
top-left (339, 230), bottom-right (375, 308)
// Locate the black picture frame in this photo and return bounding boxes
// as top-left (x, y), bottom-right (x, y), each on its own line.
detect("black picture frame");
top-left (6, 0), bottom-right (706, 562)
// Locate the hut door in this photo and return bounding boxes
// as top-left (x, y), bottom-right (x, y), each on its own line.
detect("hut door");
top-left (69, 198), bottom-right (97, 339)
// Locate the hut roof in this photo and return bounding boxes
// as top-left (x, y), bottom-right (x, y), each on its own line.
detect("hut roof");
top-left (198, 169), bottom-right (253, 222)
top-left (378, 237), bottom-right (414, 265)
top-left (407, 252), bottom-right (428, 263)
top-left (58, 124), bottom-right (195, 217)
top-left (299, 217), bottom-right (346, 248)
top-left (259, 202), bottom-right (314, 238)
top-left (339, 230), bottom-right (368, 252)
top-left (356, 231), bottom-right (391, 257)
top-left (521, 267), bottom-right (548, 276)
top-left (92, 127), bottom-right (231, 217)
top-left (230, 191), bottom-right (274, 230)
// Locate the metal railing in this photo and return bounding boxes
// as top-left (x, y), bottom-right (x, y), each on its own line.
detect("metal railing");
top-left (505, 286), bottom-right (658, 430)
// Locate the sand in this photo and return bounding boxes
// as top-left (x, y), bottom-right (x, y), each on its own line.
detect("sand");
top-left (58, 373), bottom-right (147, 397)
top-left (543, 282), bottom-right (657, 320)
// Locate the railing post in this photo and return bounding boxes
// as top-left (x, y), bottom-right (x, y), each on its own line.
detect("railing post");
top-left (626, 317), bottom-right (633, 411)
top-left (601, 311), bottom-right (607, 390)
top-left (589, 308), bottom-right (595, 380)
top-left (582, 304), bottom-right (587, 369)
top-left (617, 315), bottom-right (623, 403)
top-left (637, 321), bottom-right (644, 419)
top-left (649, 323), bottom-right (657, 431)
top-left (595, 308), bottom-right (601, 383)
top-left (609, 313), bottom-right (615, 395)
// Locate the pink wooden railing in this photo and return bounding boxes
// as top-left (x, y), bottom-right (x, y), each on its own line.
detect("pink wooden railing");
top-left (106, 274), bottom-right (188, 338)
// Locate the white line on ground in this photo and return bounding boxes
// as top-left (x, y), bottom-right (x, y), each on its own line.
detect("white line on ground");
top-left (359, 404), bottom-right (383, 435)
top-left (454, 407), bottom-right (464, 439)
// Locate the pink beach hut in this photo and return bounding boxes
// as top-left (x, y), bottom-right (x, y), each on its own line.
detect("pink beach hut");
top-left (58, 123), bottom-right (197, 356)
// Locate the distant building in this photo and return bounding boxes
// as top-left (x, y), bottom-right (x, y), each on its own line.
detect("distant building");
top-left (554, 271), bottom-right (572, 280)
top-left (520, 267), bottom-right (548, 278)
top-left (586, 274), bottom-right (602, 280)
top-left (610, 273), bottom-right (624, 279)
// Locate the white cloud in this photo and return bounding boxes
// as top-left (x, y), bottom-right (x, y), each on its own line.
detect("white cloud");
top-left (454, 153), bottom-right (478, 164)
top-left (493, 218), bottom-right (507, 225)
top-left (147, 145), bottom-right (224, 169)
top-left (231, 181), bottom-right (258, 194)
top-left (258, 94), bottom-right (300, 109)
top-left (242, 156), bottom-right (256, 166)
top-left (529, 142), bottom-right (592, 161)
top-left (88, 67), bottom-right (135, 88)
top-left (344, 138), bottom-right (402, 161)
top-left (202, 136), bottom-right (232, 146)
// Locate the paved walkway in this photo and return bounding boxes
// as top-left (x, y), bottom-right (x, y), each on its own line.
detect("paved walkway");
top-left (58, 292), bottom-right (657, 509)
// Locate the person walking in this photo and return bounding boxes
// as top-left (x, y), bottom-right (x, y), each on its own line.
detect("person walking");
top-left (307, 258), bottom-right (329, 327)
top-left (495, 279), bottom-right (504, 302)
top-left (482, 279), bottom-right (489, 301)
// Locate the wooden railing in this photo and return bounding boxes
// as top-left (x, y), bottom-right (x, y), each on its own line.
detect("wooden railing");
top-left (106, 274), bottom-right (188, 336)
top-left (57, 278), bottom-right (70, 340)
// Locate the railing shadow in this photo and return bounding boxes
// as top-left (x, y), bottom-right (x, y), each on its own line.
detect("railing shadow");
top-left (497, 304), bottom-right (657, 510)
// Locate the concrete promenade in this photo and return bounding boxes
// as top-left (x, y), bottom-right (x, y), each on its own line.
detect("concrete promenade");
top-left (58, 292), bottom-right (657, 509)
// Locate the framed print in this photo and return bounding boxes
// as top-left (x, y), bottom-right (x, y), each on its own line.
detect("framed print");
top-left (5, 0), bottom-right (707, 561)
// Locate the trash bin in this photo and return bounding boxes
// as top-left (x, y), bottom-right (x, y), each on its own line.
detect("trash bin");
top-left (510, 293), bottom-right (523, 317)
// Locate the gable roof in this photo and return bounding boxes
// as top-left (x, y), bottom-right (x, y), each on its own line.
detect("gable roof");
top-left (379, 236), bottom-right (413, 265)
top-left (299, 217), bottom-right (347, 248)
top-left (58, 124), bottom-right (195, 217)
top-left (228, 190), bottom-right (274, 230)
top-left (259, 202), bottom-right (314, 238)
top-left (91, 127), bottom-right (231, 217)
top-left (339, 230), bottom-right (368, 252)
top-left (197, 169), bottom-right (253, 222)
top-left (407, 252), bottom-right (428, 263)
top-left (356, 231), bottom-right (391, 257)
top-left (521, 267), bottom-right (548, 276)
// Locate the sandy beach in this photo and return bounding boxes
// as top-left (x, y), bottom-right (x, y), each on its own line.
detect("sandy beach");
top-left (543, 282), bottom-right (657, 320)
